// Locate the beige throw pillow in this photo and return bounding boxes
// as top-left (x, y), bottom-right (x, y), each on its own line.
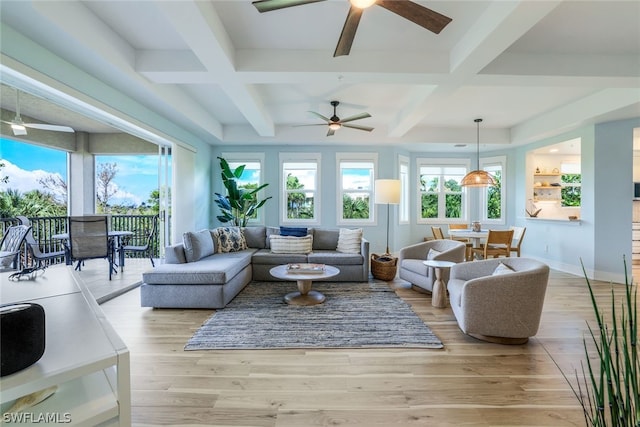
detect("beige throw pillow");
top-left (427, 248), bottom-right (442, 260)
top-left (336, 228), bottom-right (362, 254)
top-left (269, 234), bottom-right (313, 254)
top-left (492, 262), bottom-right (515, 275)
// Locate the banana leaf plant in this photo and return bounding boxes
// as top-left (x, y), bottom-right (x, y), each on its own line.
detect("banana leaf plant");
top-left (214, 157), bottom-right (271, 227)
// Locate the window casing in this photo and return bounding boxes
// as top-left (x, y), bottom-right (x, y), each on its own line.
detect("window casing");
top-left (561, 161), bottom-right (581, 207)
top-left (399, 156), bottom-right (409, 224)
top-left (417, 158), bottom-right (469, 223)
top-left (479, 156), bottom-right (506, 224)
top-left (336, 153), bottom-right (377, 225)
top-left (280, 153), bottom-right (321, 225)
top-left (221, 153), bottom-right (266, 224)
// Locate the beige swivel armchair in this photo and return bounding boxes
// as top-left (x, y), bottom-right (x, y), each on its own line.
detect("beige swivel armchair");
top-left (398, 239), bottom-right (466, 293)
top-left (447, 258), bottom-right (549, 344)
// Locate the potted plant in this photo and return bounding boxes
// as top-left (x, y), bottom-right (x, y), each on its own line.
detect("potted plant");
top-left (214, 157), bottom-right (271, 227)
top-left (556, 258), bottom-right (639, 426)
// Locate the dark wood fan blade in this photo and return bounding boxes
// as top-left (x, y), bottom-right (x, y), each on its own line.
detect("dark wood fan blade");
top-left (339, 112), bottom-right (371, 123)
top-left (377, 0), bottom-right (452, 34)
top-left (342, 123), bottom-right (374, 132)
top-left (308, 111), bottom-right (331, 122)
top-left (252, 0), bottom-right (325, 13)
top-left (334, 6), bottom-right (363, 57)
top-left (327, 127), bottom-right (336, 136)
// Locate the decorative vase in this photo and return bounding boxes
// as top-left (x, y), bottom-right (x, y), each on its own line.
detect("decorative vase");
top-left (472, 221), bottom-right (481, 232)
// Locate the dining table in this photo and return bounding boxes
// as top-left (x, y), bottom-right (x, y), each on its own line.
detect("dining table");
top-left (52, 230), bottom-right (133, 269)
top-left (448, 229), bottom-right (489, 248)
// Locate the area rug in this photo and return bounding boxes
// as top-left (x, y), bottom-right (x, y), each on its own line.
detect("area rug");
top-left (184, 280), bottom-right (443, 350)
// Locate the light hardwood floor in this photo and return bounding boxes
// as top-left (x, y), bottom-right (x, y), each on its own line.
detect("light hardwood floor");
top-left (100, 266), bottom-right (637, 426)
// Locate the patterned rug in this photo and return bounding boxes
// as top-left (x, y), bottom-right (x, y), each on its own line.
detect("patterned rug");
top-left (185, 280), bottom-right (443, 350)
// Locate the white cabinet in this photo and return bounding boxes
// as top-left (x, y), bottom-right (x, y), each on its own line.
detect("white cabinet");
top-left (0, 267), bottom-right (130, 426)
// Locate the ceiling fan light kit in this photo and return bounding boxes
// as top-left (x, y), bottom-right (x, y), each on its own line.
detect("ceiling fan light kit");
top-left (2, 89), bottom-right (75, 136)
top-left (349, 0), bottom-right (376, 9)
top-left (461, 118), bottom-right (497, 188)
top-left (296, 100), bottom-right (373, 136)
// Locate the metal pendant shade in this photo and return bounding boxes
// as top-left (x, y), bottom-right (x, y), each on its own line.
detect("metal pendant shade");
top-left (461, 118), bottom-right (496, 187)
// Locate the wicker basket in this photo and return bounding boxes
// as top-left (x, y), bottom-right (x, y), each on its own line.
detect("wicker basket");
top-left (370, 254), bottom-right (398, 281)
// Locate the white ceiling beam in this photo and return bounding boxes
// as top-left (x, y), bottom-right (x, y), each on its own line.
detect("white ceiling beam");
top-left (26, 0), bottom-right (224, 141)
top-left (155, 0), bottom-right (275, 137)
top-left (510, 88), bottom-right (640, 143)
top-left (388, 0), bottom-right (562, 138)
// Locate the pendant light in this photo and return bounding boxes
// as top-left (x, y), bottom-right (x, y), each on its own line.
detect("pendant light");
top-left (461, 118), bottom-right (496, 187)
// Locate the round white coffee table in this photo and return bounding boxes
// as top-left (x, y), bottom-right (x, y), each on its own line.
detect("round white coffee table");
top-left (422, 260), bottom-right (456, 308)
top-left (269, 264), bottom-right (340, 306)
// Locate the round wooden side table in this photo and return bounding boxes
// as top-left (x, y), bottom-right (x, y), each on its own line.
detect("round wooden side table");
top-left (422, 260), bottom-right (456, 308)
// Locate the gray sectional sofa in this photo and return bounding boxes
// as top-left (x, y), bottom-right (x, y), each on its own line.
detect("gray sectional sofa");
top-left (140, 226), bottom-right (369, 309)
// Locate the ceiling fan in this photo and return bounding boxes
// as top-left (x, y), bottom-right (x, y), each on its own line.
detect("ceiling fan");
top-left (296, 100), bottom-right (373, 136)
top-left (252, 0), bottom-right (452, 57)
top-left (2, 89), bottom-right (75, 136)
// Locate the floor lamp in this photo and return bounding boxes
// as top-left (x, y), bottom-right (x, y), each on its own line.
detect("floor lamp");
top-left (374, 179), bottom-right (401, 255)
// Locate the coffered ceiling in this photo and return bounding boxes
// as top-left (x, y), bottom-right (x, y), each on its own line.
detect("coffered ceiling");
top-left (0, 0), bottom-right (638, 151)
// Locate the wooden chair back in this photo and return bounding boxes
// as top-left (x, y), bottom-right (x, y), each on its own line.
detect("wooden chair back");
top-left (509, 226), bottom-right (526, 257)
top-left (431, 226), bottom-right (444, 240)
top-left (471, 229), bottom-right (514, 260)
top-left (448, 223), bottom-right (472, 260)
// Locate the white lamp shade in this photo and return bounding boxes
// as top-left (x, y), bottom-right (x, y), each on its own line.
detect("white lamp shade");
top-left (375, 179), bottom-right (401, 204)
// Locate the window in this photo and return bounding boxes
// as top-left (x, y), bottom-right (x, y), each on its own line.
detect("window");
top-left (417, 158), bottom-right (469, 222)
top-left (480, 156), bottom-right (506, 224)
top-left (280, 153), bottom-right (320, 224)
top-left (221, 153), bottom-right (265, 224)
top-left (399, 156), bottom-right (409, 224)
top-left (336, 153), bottom-right (377, 225)
top-left (561, 161), bottom-right (581, 207)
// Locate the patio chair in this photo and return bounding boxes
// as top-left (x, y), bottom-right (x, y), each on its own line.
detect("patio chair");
top-left (0, 224), bottom-right (31, 270)
top-left (118, 216), bottom-right (157, 270)
top-left (68, 215), bottom-right (113, 280)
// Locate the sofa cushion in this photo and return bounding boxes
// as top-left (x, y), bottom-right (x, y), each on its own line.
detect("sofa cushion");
top-left (336, 228), bottom-right (362, 254)
top-left (269, 234), bottom-right (313, 254)
top-left (280, 226), bottom-right (307, 237)
top-left (212, 227), bottom-right (247, 253)
top-left (242, 226), bottom-right (266, 249)
top-left (307, 251), bottom-right (363, 265)
top-left (143, 250), bottom-right (253, 285)
top-left (313, 229), bottom-right (339, 250)
top-left (251, 249), bottom-right (308, 265)
top-left (183, 229), bottom-right (215, 262)
top-left (165, 243), bottom-right (187, 264)
top-left (265, 226), bottom-right (280, 249)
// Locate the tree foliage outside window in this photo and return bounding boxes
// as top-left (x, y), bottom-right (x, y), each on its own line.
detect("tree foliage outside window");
top-left (342, 194), bottom-right (370, 219)
top-left (486, 170), bottom-right (502, 219)
top-left (561, 173), bottom-right (581, 207)
top-left (419, 164), bottom-right (465, 220)
top-left (339, 161), bottom-right (374, 222)
top-left (286, 173), bottom-right (314, 219)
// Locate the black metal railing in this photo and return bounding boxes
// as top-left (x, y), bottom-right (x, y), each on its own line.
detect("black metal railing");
top-left (0, 214), bottom-right (159, 269)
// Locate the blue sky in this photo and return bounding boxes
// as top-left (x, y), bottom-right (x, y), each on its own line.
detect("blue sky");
top-left (1, 138), bottom-right (158, 206)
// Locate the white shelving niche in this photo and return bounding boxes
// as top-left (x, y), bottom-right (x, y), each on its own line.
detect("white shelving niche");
top-left (0, 267), bottom-right (130, 426)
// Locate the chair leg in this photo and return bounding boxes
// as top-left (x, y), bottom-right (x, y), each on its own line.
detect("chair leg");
top-left (149, 255), bottom-right (155, 267)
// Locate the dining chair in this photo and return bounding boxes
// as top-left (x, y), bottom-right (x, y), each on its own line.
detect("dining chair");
top-left (68, 215), bottom-right (113, 280)
top-left (509, 226), bottom-right (526, 257)
top-left (448, 223), bottom-right (473, 261)
top-left (17, 216), bottom-right (66, 272)
top-left (0, 224), bottom-right (31, 270)
top-left (470, 229), bottom-right (514, 260)
top-left (119, 216), bottom-right (157, 270)
top-left (431, 226), bottom-right (445, 240)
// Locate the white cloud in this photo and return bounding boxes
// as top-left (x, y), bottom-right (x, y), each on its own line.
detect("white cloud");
top-left (0, 160), bottom-right (58, 194)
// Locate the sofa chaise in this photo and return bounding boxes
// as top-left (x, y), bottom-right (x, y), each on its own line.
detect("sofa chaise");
top-left (140, 226), bottom-right (369, 309)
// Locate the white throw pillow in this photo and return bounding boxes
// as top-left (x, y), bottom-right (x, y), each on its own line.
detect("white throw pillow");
top-left (427, 248), bottom-right (442, 260)
top-left (269, 234), bottom-right (313, 254)
top-left (492, 262), bottom-right (515, 275)
top-left (336, 228), bottom-right (362, 254)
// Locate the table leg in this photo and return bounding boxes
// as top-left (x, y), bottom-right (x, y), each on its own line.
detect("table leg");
top-left (284, 279), bottom-right (326, 306)
top-left (431, 267), bottom-right (448, 308)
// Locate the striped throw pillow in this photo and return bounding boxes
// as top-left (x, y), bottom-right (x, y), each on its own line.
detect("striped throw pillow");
top-left (269, 235), bottom-right (313, 254)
